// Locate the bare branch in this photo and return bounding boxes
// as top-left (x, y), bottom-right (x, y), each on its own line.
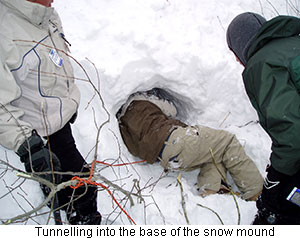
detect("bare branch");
top-left (197, 203), bottom-right (224, 225)
top-left (177, 173), bottom-right (190, 225)
top-left (2, 173), bottom-right (78, 225)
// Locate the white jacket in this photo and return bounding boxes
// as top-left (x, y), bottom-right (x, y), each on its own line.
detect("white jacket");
top-left (0, 0), bottom-right (80, 151)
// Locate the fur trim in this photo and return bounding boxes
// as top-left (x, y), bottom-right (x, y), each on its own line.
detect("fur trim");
top-left (118, 92), bottom-right (177, 119)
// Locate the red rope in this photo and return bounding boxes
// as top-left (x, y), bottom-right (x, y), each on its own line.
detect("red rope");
top-left (70, 159), bottom-right (146, 225)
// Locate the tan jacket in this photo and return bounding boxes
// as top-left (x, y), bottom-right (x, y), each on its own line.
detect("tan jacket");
top-left (0, 0), bottom-right (80, 151)
top-left (118, 100), bottom-right (186, 164)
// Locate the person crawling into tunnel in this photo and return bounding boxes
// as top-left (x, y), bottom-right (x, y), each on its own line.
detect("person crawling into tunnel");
top-left (116, 87), bottom-right (263, 201)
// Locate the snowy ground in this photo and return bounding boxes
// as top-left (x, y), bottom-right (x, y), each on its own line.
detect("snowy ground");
top-left (0, 0), bottom-right (299, 225)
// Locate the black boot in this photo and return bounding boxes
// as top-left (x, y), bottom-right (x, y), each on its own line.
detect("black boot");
top-left (66, 189), bottom-right (101, 225)
top-left (68, 211), bottom-right (102, 225)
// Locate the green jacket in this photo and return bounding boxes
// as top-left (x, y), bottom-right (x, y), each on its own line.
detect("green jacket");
top-left (243, 16), bottom-right (300, 175)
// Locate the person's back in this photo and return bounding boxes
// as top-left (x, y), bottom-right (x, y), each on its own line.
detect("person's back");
top-left (243, 16), bottom-right (300, 176)
top-left (117, 89), bottom-right (186, 164)
top-left (227, 12), bottom-right (300, 224)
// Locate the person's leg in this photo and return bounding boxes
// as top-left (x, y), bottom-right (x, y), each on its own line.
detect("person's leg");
top-left (47, 123), bottom-right (100, 224)
top-left (161, 126), bottom-right (226, 193)
top-left (253, 167), bottom-right (300, 224)
top-left (160, 126), bottom-right (203, 171)
top-left (161, 125), bottom-right (263, 200)
top-left (218, 133), bottom-right (263, 200)
top-left (189, 125), bottom-right (262, 200)
top-left (197, 162), bottom-right (227, 196)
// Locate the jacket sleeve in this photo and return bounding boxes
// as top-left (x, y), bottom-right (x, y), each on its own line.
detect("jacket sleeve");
top-left (0, 38), bottom-right (32, 152)
top-left (244, 62), bottom-right (300, 176)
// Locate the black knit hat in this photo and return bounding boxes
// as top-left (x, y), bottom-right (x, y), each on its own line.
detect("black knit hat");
top-left (226, 12), bottom-right (266, 65)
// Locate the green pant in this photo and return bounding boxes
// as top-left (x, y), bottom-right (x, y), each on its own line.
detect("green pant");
top-left (161, 125), bottom-right (263, 200)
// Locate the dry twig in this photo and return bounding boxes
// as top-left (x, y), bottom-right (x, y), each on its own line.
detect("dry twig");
top-left (176, 173), bottom-right (190, 225)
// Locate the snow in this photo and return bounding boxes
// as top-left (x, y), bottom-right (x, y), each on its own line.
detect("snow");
top-left (0, 0), bottom-right (297, 225)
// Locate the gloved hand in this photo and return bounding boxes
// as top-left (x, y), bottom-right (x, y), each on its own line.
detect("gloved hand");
top-left (17, 130), bottom-right (62, 184)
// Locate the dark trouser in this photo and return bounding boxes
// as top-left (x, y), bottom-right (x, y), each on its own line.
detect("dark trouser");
top-left (47, 123), bottom-right (98, 216)
top-left (254, 168), bottom-right (300, 225)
